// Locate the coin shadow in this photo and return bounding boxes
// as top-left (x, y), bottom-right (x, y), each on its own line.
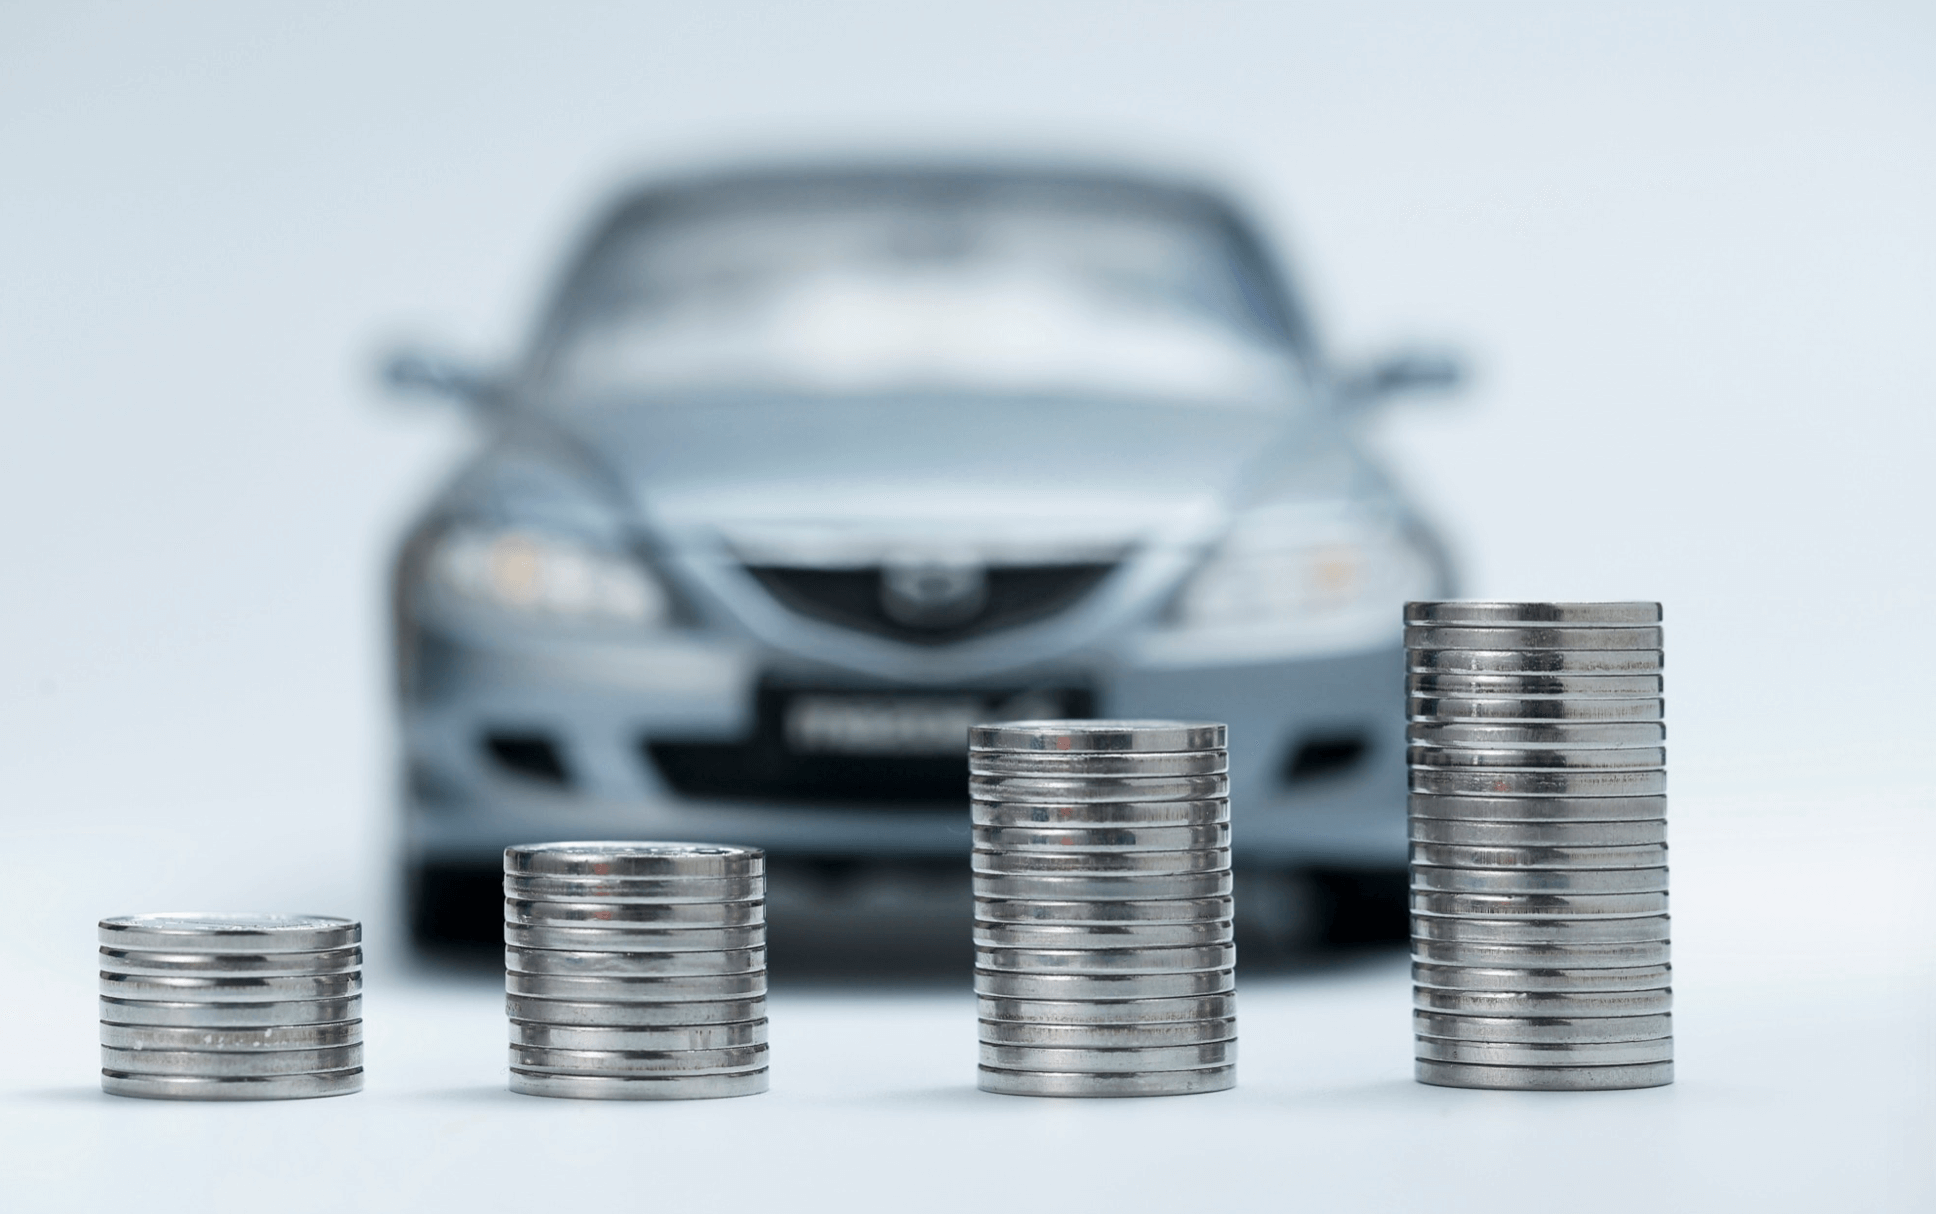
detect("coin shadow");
top-left (852, 1083), bottom-right (989, 1108)
top-left (17, 1086), bottom-right (114, 1103)
top-left (1285, 1077), bottom-right (1420, 1106)
top-left (404, 1084), bottom-right (526, 1104)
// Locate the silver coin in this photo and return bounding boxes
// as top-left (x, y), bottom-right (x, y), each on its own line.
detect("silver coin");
top-left (1413, 962), bottom-right (1671, 993)
top-left (1412, 768), bottom-right (1668, 797)
top-left (969, 773), bottom-right (1230, 804)
top-left (101, 1043), bottom-right (362, 1076)
top-left (509, 1067), bottom-right (768, 1100)
top-left (975, 968), bottom-right (1234, 1000)
top-left (1409, 721), bottom-right (1665, 749)
top-left (1412, 913), bottom-right (1671, 945)
top-left (1415, 987), bottom-right (1672, 1017)
top-left (969, 720), bottom-right (1227, 753)
top-left (1412, 866), bottom-right (1668, 895)
top-left (980, 1041), bottom-right (1235, 1073)
top-left (979, 994), bottom-right (1237, 1024)
top-left (972, 848), bottom-right (1231, 876)
top-left (504, 841), bottom-right (764, 879)
top-left (979, 1018), bottom-right (1237, 1048)
top-left (503, 874), bottom-right (763, 904)
top-left (99, 995), bottom-right (361, 1028)
top-left (510, 1043), bottom-right (768, 1076)
top-left (969, 751), bottom-right (1227, 778)
top-left (504, 995), bottom-right (767, 1027)
top-left (1414, 938), bottom-right (1670, 968)
top-left (504, 923), bottom-right (766, 952)
top-left (975, 896), bottom-right (1234, 925)
top-left (1409, 672), bottom-right (1663, 698)
top-left (978, 1064), bottom-right (1234, 1098)
top-left (1415, 1035), bottom-right (1673, 1066)
top-left (102, 1067), bottom-right (363, 1101)
top-left (1411, 817), bottom-right (1668, 847)
top-left (100, 971), bottom-right (361, 1002)
top-left (972, 799), bottom-right (1230, 827)
top-left (1406, 625), bottom-right (1662, 652)
top-left (1413, 858), bottom-right (1671, 893)
top-left (99, 1020), bottom-right (364, 1050)
top-left (509, 1019), bottom-right (768, 1051)
top-left (1412, 890), bottom-right (1669, 917)
top-left (98, 946), bottom-right (361, 978)
top-left (974, 871), bottom-right (1234, 901)
top-left (98, 913), bottom-right (360, 954)
top-left (1410, 696), bottom-right (1664, 723)
top-left (1409, 649), bottom-right (1662, 675)
top-left (505, 971), bottom-right (767, 1002)
top-left (505, 947), bottom-right (765, 977)
top-left (1410, 793), bottom-right (1668, 823)
top-left (976, 944), bottom-right (1237, 974)
top-left (504, 898), bottom-right (765, 927)
top-left (973, 823), bottom-right (1231, 853)
top-left (1406, 602), bottom-right (1662, 627)
top-left (1411, 842), bottom-right (1666, 870)
top-left (1414, 1011), bottom-right (1672, 1044)
top-left (1416, 1058), bottom-right (1672, 1090)
top-left (974, 920), bottom-right (1234, 949)
top-left (1408, 746), bottom-right (1666, 771)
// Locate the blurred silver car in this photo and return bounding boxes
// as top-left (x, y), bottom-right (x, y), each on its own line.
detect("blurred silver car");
top-left (388, 162), bottom-right (1459, 948)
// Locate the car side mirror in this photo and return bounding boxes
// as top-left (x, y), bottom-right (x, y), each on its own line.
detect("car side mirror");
top-left (382, 347), bottom-right (502, 408)
top-left (1337, 349), bottom-right (1466, 412)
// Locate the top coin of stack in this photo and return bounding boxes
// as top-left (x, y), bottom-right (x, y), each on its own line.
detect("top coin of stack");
top-left (98, 912), bottom-right (364, 1100)
top-left (503, 841), bottom-right (769, 1100)
top-left (1405, 602), bottom-right (1672, 1092)
top-left (970, 720), bottom-right (1236, 1098)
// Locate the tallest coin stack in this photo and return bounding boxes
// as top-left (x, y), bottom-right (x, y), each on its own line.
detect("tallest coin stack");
top-left (970, 720), bottom-right (1236, 1098)
top-left (1406, 601), bottom-right (1671, 1090)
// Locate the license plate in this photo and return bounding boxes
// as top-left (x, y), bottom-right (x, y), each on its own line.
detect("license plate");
top-left (782, 690), bottom-right (1079, 757)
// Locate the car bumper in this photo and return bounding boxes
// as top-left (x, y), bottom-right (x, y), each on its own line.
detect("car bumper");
top-left (400, 624), bottom-right (1407, 871)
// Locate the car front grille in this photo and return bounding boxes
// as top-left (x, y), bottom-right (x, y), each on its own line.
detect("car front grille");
top-left (743, 563), bottom-right (1116, 644)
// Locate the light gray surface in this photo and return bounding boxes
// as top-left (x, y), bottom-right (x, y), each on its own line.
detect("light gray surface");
top-left (1, 3), bottom-right (1932, 1209)
top-left (4, 772), bottom-right (1930, 1211)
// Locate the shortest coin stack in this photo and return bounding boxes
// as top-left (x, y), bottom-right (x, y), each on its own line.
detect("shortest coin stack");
top-left (971, 719), bottom-right (1235, 1098)
top-left (98, 913), bottom-right (364, 1100)
top-left (504, 841), bottom-right (768, 1100)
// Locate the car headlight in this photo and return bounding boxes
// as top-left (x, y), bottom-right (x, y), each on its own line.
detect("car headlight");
top-left (1169, 512), bottom-right (1436, 631)
top-left (425, 525), bottom-right (670, 626)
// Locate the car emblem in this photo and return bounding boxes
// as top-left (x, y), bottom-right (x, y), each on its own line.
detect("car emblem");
top-left (880, 557), bottom-right (988, 629)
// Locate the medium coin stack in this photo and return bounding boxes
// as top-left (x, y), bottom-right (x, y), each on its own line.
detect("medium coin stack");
top-left (503, 841), bottom-right (768, 1099)
top-left (1406, 601), bottom-right (1672, 1091)
top-left (98, 913), bottom-right (363, 1100)
top-left (970, 719), bottom-right (1235, 1098)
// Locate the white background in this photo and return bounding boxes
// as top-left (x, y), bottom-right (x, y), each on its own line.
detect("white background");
top-left (0, 3), bottom-right (1930, 1210)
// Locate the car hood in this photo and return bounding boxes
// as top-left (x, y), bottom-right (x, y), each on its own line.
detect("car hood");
top-left (540, 394), bottom-right (1318, 559)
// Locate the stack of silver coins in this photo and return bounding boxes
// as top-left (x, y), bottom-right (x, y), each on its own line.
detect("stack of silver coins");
top-left (970, 720), bottom-right (1236, 1098)
top-left (97, 913), bottom-right (363, 1100)
top-left (1406, 601), bottom-right (1671, 1091)
top-left (503, 841), bottom-right (768, 1099)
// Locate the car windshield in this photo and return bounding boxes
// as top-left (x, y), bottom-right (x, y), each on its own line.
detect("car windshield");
top-left (539, 187), bottom-right (1303, 407)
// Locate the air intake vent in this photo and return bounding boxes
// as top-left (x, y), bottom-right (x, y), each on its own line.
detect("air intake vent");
top-left (483, 732), bottom-right (571, 787)
top-left (745, 563), bottom-right (1115, 644)
top-left (645, 682), bottom-right (1093, 806)
top-left (1283, 733), bottom-right (1369, 784)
